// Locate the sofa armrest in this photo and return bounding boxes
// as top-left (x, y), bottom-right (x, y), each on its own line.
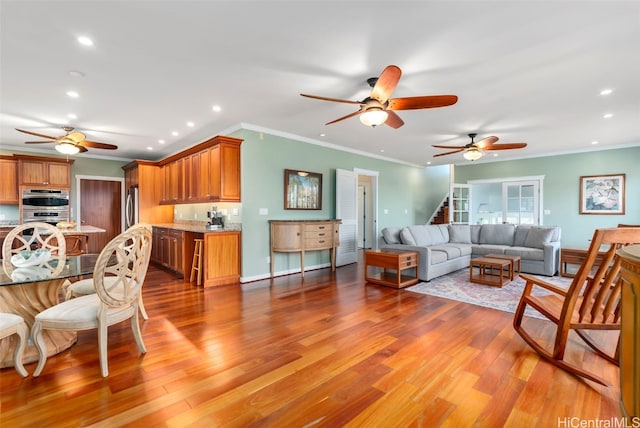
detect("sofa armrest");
top-left (542, 241), bottom-right (561, 275)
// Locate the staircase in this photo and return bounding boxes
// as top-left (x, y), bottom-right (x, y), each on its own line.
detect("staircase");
top-left (431, 198), bottom-right (450, 225)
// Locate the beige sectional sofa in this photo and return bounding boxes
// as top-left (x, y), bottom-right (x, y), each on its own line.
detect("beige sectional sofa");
top-left (380, 223), bottom-right (561, 281)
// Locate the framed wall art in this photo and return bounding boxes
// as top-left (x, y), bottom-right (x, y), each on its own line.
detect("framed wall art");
top-left (579, 173), bottom-right (625, 215)
top-left (284, 169), bottom-right (322, 210)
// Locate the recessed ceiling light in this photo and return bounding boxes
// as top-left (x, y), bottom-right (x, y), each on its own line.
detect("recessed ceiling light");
top-left (600, 89), bottom-right (613, 96)
top-left (603, 113), bottom-right (613, 119)
top-left (380, 149), bottom-right (385, 153)
top-left (592, 141), bottom-right (599, 145)
top-left (212, 105), bottom-right (221, 112)
top-left (67, 113), bottom-right (77, 119)
top-left (77, 36), bottom-right (93, 46)
top-left (426, 162), bottom-right (431, 165)
top-left (158, 139), bottom-right (165, 144)
top-left (66, 91), bottom-right (79, 98)
top-left (493, 153), bottom-right (499, 157)
top-left (186, 121), bottom-right (194, 127)
top-left (147, 147), bottom-right (153, 151)
top-left (319, 133), bottom-right (326, 137)
top-left (171, 131), bottom-right (179, 136)
top-left (68, 70), bottom-right (85, 78)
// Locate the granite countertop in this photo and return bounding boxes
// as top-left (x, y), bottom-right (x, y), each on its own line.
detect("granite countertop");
top-left (152, 222), bottom-right (241, 233)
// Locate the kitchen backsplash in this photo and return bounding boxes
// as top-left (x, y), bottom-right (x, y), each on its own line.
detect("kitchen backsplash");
top-left (173, 202), bottom-right (242, 224)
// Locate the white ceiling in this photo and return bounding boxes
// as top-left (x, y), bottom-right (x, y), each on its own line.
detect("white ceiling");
top-left (1, 1), bottom-right (639, 166)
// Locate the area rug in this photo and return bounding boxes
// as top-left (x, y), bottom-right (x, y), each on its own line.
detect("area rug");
top-left (406, 268), bottom-right (573, 319)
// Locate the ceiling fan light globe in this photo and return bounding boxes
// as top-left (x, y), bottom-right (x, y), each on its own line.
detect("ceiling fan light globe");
top-left (359, 109), bottom-right (388, 127)
top-left (55, 142), bottom-right (80, 155)
top-left (463, 149), bottom-right (483, 161)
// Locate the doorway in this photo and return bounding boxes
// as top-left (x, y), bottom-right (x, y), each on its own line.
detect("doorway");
top-left (77, 176), bottom-right (124, 253)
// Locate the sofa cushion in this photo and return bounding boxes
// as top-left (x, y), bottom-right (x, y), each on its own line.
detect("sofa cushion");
top-left (408, 224), bottom-right (449, 246)
top-left (382, 227), bottom-right (402, 244)
top-left (505, 247), bottom-right (545, 261)
top-left (524, 227), bottom-right (555, 249)
top-left (429, 250), bottom-right (449, 265)
top-left (431, 245), bottom-right (461, 259)
top-left (448, 224), bottom-right (471, 244)
top-left (400, 227), bottom-right (416, 245)
top-left (470, 225), bottom-right (481, 244)
top-left (471, 244), bottom-right (510, 256)
top-left (479, 224), bottom-right (516, 246)
top-left (514, 226), bottom-right (531, 247)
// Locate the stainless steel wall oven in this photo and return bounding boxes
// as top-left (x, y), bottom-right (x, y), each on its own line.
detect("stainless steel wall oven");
top-left (21, 189), bottom-right (70, 225)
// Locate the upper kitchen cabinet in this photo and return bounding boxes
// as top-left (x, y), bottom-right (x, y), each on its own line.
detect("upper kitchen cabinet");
top-left (0, 155), bottom-right (19, 204)
top-left (122, 161), bottom-right (173, 224)
top-left (15, 155), bottom-right (73, 188)
top-left (158, 135), bottom-right (242, 205)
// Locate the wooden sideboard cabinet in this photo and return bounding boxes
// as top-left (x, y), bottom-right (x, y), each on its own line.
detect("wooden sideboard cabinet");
top-left (269, 220), bottom-right (341, 278)
top-left (618, 244), bottom-right (640, 420)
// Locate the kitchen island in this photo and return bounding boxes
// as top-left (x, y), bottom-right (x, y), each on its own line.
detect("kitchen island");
top-left (151, 222), bottom-right (241, 287)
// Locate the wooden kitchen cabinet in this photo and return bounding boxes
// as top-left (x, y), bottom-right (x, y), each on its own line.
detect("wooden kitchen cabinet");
top-left (0, 156), bottom-right (19, 204)
top-left (152, 227), bottom-right (184, 276)
top-left (203, 231), bottom-right (241, 287)
top-left (16, 155), bottom-right (72, 187)
top-left (122, 161), bottom-right (173, 224)
top-left (269, 220), bottom-right (341, 278)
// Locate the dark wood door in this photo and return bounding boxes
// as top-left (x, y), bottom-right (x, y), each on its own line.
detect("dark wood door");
top-left (80, 179), bottom-right (122, 253)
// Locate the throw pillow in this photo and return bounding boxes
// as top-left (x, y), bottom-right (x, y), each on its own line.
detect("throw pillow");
top-left (400, 227), bottom-right (417, 245)
top-left (382, 227), bottom-right (402, 244)
top-left (448, 224), bottom-right (471, 244)
top-left (524, 227), bottom-right (554, 249)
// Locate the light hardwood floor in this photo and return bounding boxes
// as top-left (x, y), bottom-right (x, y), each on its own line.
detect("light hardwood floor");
top-left (0, 259), bottom-right (621, 427)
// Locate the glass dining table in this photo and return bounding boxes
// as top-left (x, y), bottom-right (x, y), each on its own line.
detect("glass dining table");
top-left (0, 254), bottom-right (100, 369)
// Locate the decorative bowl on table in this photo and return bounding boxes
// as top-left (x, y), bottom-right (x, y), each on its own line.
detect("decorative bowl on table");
top-left (10, 266), bottom-right (52, 282)
top-left (10, 249), bottom-right (52, 267)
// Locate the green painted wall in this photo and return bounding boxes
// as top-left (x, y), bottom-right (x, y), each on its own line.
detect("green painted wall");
top-left (454, 146), bottom-right (640, 247)
top-left (236, 129), bottom-right (434, 280)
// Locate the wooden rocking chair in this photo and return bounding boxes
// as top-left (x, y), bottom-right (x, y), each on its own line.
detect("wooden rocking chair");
top-left (513, 227), bottom-right (640, 386)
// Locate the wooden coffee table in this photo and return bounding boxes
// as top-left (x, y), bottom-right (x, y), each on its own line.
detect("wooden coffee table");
top-left (469, 257), bottom-right (511, 287)
top-left (364, 248), bottom-right (419, 288)
top-left (485, 253), bottom-right (521, 280)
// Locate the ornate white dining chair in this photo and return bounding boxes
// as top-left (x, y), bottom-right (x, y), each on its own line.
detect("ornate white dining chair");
top-left (2, 222), bottom-right (66, 272)
top-left (63, 224), bottom-right (152, 320)
top-left (0, 313), bottom-right (29, 377)
top-left (31, 225), bottom-right (152, 377)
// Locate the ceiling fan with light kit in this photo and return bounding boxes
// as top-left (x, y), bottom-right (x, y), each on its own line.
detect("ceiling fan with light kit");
top-left (15, 127), bottom-right (118, 154)
top-left (301, 65), bottom-right (458, 128)
top-left (432, 133), bottom-right (527, 161)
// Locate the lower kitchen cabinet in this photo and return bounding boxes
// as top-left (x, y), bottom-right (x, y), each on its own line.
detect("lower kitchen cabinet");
top-left (204, 231), bottom-right (241, 287)
top-left (151, 227), bottom-right (184, 277)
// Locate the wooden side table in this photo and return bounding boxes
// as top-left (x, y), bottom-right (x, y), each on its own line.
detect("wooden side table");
top-left (560, 247), bottom-right (607, 277)
top-left (364, 249), bottom-right (419, 288)
top-left (469, 257), bottom-right (511, 287)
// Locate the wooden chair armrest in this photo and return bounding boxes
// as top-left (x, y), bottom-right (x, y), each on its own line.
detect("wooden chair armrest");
top-left (519, 273), bottom-right (568, 296)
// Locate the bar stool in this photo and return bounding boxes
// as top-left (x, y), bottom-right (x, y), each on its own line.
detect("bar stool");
top-left (190, 238), bottom-right (204, 286)
top-left (64, 233), bottom-right (89, 256)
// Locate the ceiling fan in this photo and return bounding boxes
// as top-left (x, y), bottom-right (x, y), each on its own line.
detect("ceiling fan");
top-left (300, 65), bottom-right (458, 128)
top-left (432, 133), bottom-right (527, 161)
top-left (15, 127), bottom-right (118, 154)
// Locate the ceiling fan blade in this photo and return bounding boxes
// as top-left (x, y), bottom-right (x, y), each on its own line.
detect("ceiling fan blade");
top-left (370, 65), bottom-right (401, 104)
top-left (80, 140), bottom-right (118, 150)
top-left (64, 132), bottom-right (86, 143)
top-left (433, 148), bottom-right (465, 157)
top-left (25, 140), bottom-right (55, 144)
top-left (432, 144), bottom-right (466, 149)
top-left (325, 109), bottom-right (363, 125)
top-left (475, 136), bottom-right (499, 149)
top-left (15, 128), bottom-right (58, 140)
top-left (384, 111), bottom-right (404, 129)
top-left (483, 143), bottom-right (528, 151)
top-left (77, 145), bottom-right (88, 153)
top-left (300, 93), bottom-right (363, 105)
top-left (387, 95), bottom-right (458, 110)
